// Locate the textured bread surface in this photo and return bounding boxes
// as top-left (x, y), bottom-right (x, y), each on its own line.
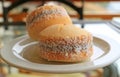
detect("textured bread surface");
top-left (39, 46), bottom-right (93, 62)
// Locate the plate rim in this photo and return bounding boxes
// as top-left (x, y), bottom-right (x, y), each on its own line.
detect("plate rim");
top-left (1, 34), bottom-right (120, 73)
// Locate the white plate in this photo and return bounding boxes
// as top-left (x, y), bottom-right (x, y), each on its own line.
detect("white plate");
top-left (1, 34), bottom-right (120, 73)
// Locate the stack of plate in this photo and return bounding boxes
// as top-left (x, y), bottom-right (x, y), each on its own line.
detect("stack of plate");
top-left (109, 17), bottom-right (120, 33)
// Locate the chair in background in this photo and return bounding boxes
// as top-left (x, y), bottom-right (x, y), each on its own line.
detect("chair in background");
top-left (1, 0), bottom-right (84, 30)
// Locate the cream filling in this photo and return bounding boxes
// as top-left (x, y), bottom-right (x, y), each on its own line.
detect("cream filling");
top-left (39, 42), bottom-right (92, 52)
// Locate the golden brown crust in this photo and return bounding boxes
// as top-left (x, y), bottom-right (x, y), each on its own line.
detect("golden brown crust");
top-left (39, 24), bottom-right (92, 40)
top-left (39, 46), bottom-right (93, 62)
top-left (26, 5), bottom-right (72, 40)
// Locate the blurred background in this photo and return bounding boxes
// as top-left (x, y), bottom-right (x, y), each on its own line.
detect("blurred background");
top-left (0, 0), bottom-right (120, 77)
